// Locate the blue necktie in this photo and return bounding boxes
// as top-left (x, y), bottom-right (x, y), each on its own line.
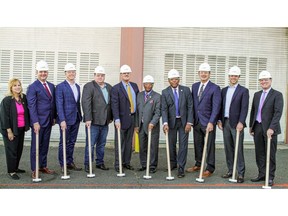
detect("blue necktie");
top-left (174, 88), bottom-right (180, 116)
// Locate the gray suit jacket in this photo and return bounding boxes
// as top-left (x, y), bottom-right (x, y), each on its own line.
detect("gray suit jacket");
top-left (161, 85), bottom-right (193, 128)
top-left (249, 88), bottom-right (283, 135)
top-left (81, 81), bottom-right (113, 125)
top-left (135, 90), bottom-right (161, 134)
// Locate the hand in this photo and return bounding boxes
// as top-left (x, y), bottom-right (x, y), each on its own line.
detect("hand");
top-left (33, 122), bottom-right (40, 134)
top-left (134, 127), bottom-right (139, 133)
top-left (163, 125), bottom-right (169, 134)
top-left (85, 121), bottom-right (91, 128)
top-left (60, 121), bottom-right (67, 131)
top-left (115, 122), bottom-right (121, 129)
top-left (236, 122), bottom-right (244, 132)
top-left (217, 121), bottom-right (223, 130)
top-left (267, 128), bottom-right (274, 139)
top-left (249, 127), bottom-right (254, 136)
top-left (8, 131), bottom-right (14, 141)
top-left (206, 122), bottom-right (214, 133)
top-left (148, 123), bottom-right (154, 131)
top-left (185, 124), bottom-right (192, 133)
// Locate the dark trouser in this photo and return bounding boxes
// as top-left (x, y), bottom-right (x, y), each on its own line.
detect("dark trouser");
top-left (58, 121), bottom-right (80, 167)
top-left (253, 122), bottom-right (277, 180)
top-left (84, 124), bottom-right (109, 166)
top-left (168, 119), bottom-right (189, 171)
top-left (30, 125), bottom-right (52, 171)
top-left (193, 122), bottom-right (216, 173)
top-left (114, 115), bottom-right (134, 168)
top-left (223, 118), bottom-right (245, 176)
top-left (138, 124), bottom-right (160, 168)
top-left (2, 127), bottom-right (25, 173)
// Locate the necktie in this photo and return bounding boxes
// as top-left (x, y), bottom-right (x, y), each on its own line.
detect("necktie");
top-left (43, 83), bottom-right (52, 98)
top-left (144, 93), bottom-right (149, 102)
top-left (127, 84), bottom-right (134, 113)
top-left (174, 88), bottom-right (180, 116)
top-left (198, 84), bottom-right (204, 101)
top-left (256, 91), bottom-right (266, 123)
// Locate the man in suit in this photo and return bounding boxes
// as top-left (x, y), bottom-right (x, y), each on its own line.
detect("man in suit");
top-left (217, 66), bottom-right (249, 183)
top-left (249, 70), bottom-right (283, 187)
top-left (55, 63), bottom-right (82, 173)
top-left (27, 60), bottom-right (57, 179)
top-left (82, 66), bottom-right (113, 172)
top-left (186, 63), bottom-right (221, 178)
top-left (111, 64), bottom-right (139, 172)
top-left (135, 75), bottom-right (161, 173)
top-left (162, 69), bottom-right (193, 178)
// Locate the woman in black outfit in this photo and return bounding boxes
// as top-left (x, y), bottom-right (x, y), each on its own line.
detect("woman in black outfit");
top-left (0, 78), bottom-right (30, 180)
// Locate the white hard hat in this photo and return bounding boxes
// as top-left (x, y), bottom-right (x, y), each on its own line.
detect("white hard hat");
top-left (94, 66), bottom-right (105, 74)
top-left (198, 63), bottom-right (211, 72)
top-left (143, 75), bottom-right (154, 83)
top-left (168, 69), bottom-right (180, 79)
top-left (228, 66), bottom-right (241, 76)
top-left (36, 60), bottom-right (49, 71)
top-left (64, 63), bottom-right (76, 71)
top-left (120, 64), bottom-right (132, 73)
top-left (258, 70), bottom-right (272, 79)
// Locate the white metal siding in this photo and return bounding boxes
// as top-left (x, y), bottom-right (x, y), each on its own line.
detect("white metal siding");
top-left (143, 27), bottom-right (287, 143)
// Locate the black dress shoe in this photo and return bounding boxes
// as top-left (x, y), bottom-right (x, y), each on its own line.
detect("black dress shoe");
top-left (150, 168), bottom-right (157, 173)
top-left (8, 173), bottom-right (20, 180)
top-left (16, 168), bottom-right (26, 173)
top-left (237, 176), bottom-right (244, 183)
top-left (137, 167), bottom-right (146, 171)
top-left (67, 163), bottom-right (82, 171)
top-left (268, 180), bottom-right (274, 186)
top-left (85, 165), bottom-right (90, 173)
top-left (96, 164), bottom-right (109, 170)
top-left (222, 172), bottom-right (232, 178)
top-left (177, 171), bottom-right (185, 178)
top-left (251, 176), bottom-right (265, 182)
top-left (124, 165), bottom-right (134, 170)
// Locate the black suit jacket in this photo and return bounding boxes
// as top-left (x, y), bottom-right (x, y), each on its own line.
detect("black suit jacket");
top-left (249, 88), bottom-right (283, 135)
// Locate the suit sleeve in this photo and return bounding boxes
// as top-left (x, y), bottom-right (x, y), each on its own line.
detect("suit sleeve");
top-left (81, 83), bottom-right (93, 122)
top-left (269, 92), bottom-right (284, 131)
top-left (161, 90), bottom-right (168, 124)
top-left (239, 88), bottom-right (249, 125)
top-left (26, 84), bottom-right (39, 125)
top-left (111, 86), bottom-right (120, 121)
top-left (0, 97), bottom-right (11, 130)
top-left (150, 94), bottom-right (161, 126)
top-left (209, 85), bottom-right (221, 124)
top-left (186, 88), bottom-right (193, 124)
top-left (249, 94), bottom-right (256, 129)
top-left (55, 84), bottom-right (65, 122)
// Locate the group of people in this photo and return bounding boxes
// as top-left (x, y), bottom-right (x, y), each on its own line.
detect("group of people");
top-left (0, 60), bottom-right (283, 187)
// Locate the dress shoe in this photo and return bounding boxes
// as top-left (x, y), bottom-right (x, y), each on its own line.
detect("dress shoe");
top-left (8, 173), bottom-right (20, 180)
top-left (268, 180), bottom-right (274, 186)
top-left (31, 171), bottom-right (40, 179)
top-left (85, 165), bottom-right (90, 173)
top-left (123, 165), bottom-right (134, 170)
top-left (61, 167), bottom-right (70, 175)
top-left (16, 168), bottom-right (26, 173)
top-left (67, 163), bottom-right (82, 171)
top-left (222, 172), bottom-right (232, 178)
top-left (39, 167), bottom-right (55, 174)
top-left (177, 171), bottom-right (185, 178)
top-left (96, 164), bottom-right (109, 170)
top-left (251, 176), bottom-right (265, 182)
top-left (237, 176), bottom-right (244, 183)
top-left (150, 168), bottom-right (157, 173)
top-left (186, 166), bottom-right (201, 172)
top-left (137, 167), bottom-right (146, 171)
top-left (202, 170), bottom-right (213, 178)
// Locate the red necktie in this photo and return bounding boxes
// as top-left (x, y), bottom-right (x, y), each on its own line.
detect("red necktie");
top-left (43, 83), bottom-right (52, 98)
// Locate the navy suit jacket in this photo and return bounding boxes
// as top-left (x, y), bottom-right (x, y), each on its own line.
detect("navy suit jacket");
top-left (111, 81), bottom-right (139, 130)
top-left (219, 84), bottom-right (249, 128)
top-left (161, 85), bottom-right (193, 128)
top-left (192, 81), bottom-right (221, 126)
top-left (249, 88), bottom-right (283, 135)
top-left (55, 80), bottom-right (82, 125)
